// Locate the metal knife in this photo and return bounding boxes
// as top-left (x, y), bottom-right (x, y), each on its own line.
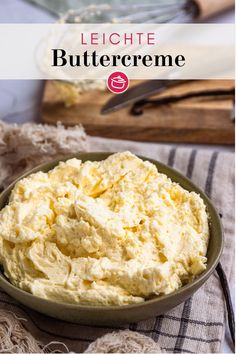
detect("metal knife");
top-left (101, 80), bottom-right (189, 115)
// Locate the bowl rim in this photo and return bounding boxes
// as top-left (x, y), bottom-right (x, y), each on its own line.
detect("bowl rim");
top-left (0, 152), bottom-right (224, 311)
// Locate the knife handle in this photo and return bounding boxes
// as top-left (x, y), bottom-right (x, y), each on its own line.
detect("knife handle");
top-left (194, 0), bottom-right (235, 19)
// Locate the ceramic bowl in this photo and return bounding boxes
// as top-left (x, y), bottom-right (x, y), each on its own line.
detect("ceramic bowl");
top-left (0, 153), bottom-right (223, 325)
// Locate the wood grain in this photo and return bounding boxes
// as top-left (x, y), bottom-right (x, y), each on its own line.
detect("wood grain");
top-left (42, 80), bottom-right (235, 145)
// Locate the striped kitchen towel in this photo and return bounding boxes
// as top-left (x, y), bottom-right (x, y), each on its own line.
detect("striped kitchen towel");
top-left (0, 132), bottom-right (234, 353)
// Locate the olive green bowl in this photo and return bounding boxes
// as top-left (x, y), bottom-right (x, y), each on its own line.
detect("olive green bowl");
top-left (0, 153), bottom-right (223, 326)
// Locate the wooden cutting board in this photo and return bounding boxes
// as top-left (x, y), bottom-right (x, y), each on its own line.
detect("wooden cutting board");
top-left (42, 80), bottom-right (235, 145)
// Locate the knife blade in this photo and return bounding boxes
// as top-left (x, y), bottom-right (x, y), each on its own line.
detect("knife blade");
top-left (101, 80), bottom-right (189, 114)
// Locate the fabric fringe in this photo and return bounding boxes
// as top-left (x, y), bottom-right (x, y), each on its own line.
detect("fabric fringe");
top-left (0, 120), bottom-right (89, 188)
top-left (84, 330), bottom-right (165, 353)
top-left (0, 310), bottom-right (44, 353)
top-left (0, 310), bottom-right (70, 353)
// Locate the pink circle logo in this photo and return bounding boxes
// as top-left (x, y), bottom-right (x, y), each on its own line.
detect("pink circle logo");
top-left (107, 71), bottom-right (129, 94)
